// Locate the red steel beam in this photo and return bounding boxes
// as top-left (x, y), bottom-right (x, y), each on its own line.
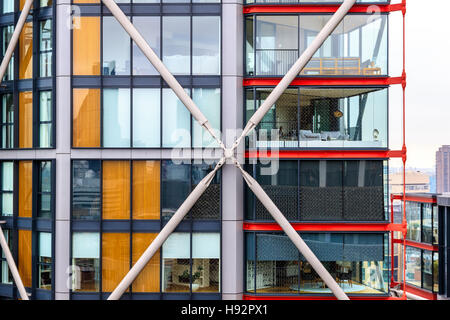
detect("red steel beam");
top-left (405, 284), bottom-right (437, 300)
top-left (243, 76), bottom-right (405, 87)
top-left (245, 149), bottom-right (405, 159)
top-left (244, 222), bottom-right (405, 233)
top-left (243, 3), bottom-right (406, 14)
top-left (391, 194), bottom-right (437, 204)
top-left (243, 294), bottom-right (405, 301)
top-left (405, 240), bottom-right (439, 252)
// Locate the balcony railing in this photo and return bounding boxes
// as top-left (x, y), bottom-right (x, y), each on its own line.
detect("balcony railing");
top-left (252, 49), bottom-right (382, 76)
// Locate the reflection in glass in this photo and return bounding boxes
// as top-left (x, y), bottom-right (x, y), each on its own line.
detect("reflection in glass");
top-left (38, 232), bottom-right (52, 289)
top-left (1, 94), bottom-right (14, 148)
top-left (103, 89), bottom-right (131, 147)
top-left (163, 17), bottom-right (190, 75)
top-left (1, 162), bottom-right (13, 216)
top-left (422, 204), bottom-right (433, 244)
top-left (38, 161), bottom-right (52, 219)
top-left (72, 160), bottom-right (101, 220)
top-left (162, 233), bottom-right (190, 292)
top-left (406, 202), bottom-right (421, 242)
top-left (133, 89), bottom-right (160, 147)
top-left (1, 230), bottom-right (12, 284)
top-left (133, 16), bottom-right (160, 75)
top-left (103, 17), bottom-right (130, 75)
top-left (39, 91), bottom-right (52, 147)
top-left (406, 246), bottom-right (421, 288)
top-left (192, 16), bottom-right (221, 75)
top-left (2, 26), bottom-right (14, 80)
top-left (72, 232), bottom-right (100, 292)
top-left (192, 88), bottom-right (220, 148)
top-left (161, 161), bottom-right (190, 222)
top-left (192, 233), bottom-right (220, 292)
top-left (40, 20), bottom-right (52, 77)
top-left (162, 88), bottom-right (190, 148)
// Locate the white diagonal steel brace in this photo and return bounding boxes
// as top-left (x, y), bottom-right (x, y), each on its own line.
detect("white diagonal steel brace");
top-left (0, 0), bottom-right (33, 84)
top-left (102, 0), bottom-right (356, 300)
top-left (0, 223), bottom-right (29, 300)
top-left (108, 158), bottom-right (226, 300)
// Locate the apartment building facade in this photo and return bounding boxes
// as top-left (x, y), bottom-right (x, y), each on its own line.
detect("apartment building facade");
top-left (436, 146), bottom-right (450, 194)
top-left (0, 0), bottom-right (407, 300)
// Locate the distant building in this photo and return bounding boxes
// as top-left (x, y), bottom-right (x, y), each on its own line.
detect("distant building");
top-left (390, 171), bottom-right (431, 195)
top-left (436, 146), bottom-right (450, 194)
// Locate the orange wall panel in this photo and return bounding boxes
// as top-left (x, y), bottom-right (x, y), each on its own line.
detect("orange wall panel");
top-left (132, 161), bottom-right (160, 220)
top-left (132, 233), bottom-right (160, 292)
top-left (102, 233), bottom-right (130, 293)
top-left (19, 22), bottom-right (33, 79)
top-left (103, 161), bottom-right (130, 220)
top-left (73, 89), bottom-right (101, 148)
top-left (19, 92), bottom-right (33, 148)
top-left (73, 17), bottom-right (101, 75)
top-left (18, 230), bottom-right (32, 288)
top-left (19, 161), bottom-right (33, 218)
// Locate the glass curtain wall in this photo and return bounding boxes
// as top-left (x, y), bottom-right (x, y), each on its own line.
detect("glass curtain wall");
top-left (246, 87), bottom-right (388, 149)
top-left (247, 14), bottom-right (387, 76)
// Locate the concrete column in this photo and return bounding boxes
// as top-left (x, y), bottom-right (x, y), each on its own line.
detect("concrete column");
top-left (221, 0), bottom-right (244, 300)
top-left (54, 0), bottom-right (72, 300)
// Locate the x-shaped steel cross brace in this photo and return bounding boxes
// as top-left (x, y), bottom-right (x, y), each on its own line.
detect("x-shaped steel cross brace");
top-left (101, 0), bottom-right (357, 300)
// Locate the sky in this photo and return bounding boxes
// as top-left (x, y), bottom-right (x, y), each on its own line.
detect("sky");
top-left (389, 0), bottom-right (450, 169)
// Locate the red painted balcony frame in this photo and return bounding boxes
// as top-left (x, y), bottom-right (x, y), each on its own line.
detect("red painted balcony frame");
top-left (405, 284), bottom-right (437, 300)
top-left (243, 294), bottom-right (406, 301)
top-left (244, 2), bottom-right (406, 14)
top-left (242, 0), bottom-right (408, 300)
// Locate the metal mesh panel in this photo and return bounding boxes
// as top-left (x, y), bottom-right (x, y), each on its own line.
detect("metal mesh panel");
top-left (191, 184), bottom-right (220, 220)
top-left (343, 186), bottom-right (385, 221)
top-left (300, 186), bottom-right (343, 221)
top-left (255, 185), bottom-right (298, 221)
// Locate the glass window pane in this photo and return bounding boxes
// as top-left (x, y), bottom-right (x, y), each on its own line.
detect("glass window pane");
top-left (192, 233), bottom-right (220, 292)
top-left (2, 162), bottom-right (13, 191)
top-left (40, 0), bottom-right (53, 7)
top-left (72, 232), bottom-right (100, 292)
top-left (192, 16), bottom-right (220, 75)
top-left (162, 88), bottom-right (191, 148)
top-left (38, 232), bottom-right (52, 290)
top-left (433, 206), bottom-right (439, 245)
top-left (433, 252), bottom-right (439, 293)
top-left (161, 161), bottom-right (190, 222)
top-left (1, 94), bottom-right (14, 148)
top-left (255, 16), bottom-right (298, 76)
top-left (406, 202), bottom-right (421, 242)
top-left (162, 233), bottom-right (190, 292)
top-left (422, 204), bottom-right (433, 244)
top-left (38, 161), bottom-right (52, 219)
top-left (406, 247), bottom-right (421, 288)
top-left (72, 160), bottom-right (101, 220)
top-left (40, 19), bottom-right (52, 77)
top-left (39, 91), bottom-right (52, 148)
top-left (2, 26), bottom-right (14, 81)
top-left (102, 161), bottom-right (130, 220)
top-left (132, 17), bottom-right (160, 75)
top-left (72, 89), bottom-right (101, 148)
top-left (423, 251), bottom-right (433, 291)
top-left (132, 161), bottom-right (160, 220)
top-left (132, 89), bottom-right (160, 147)
top-left (192, 88), bottom-right (220, 148)
top-left (2, 0), bottom-right (14, 13)
top-left (73, 17), bottom-right (101, 75)
top-left (163, 16), bottom-right (190, 75)
top-left (103, 89), bottom-right (131, 147)
top-left (1, 230), bottom-right (12, 284)
top-left (103, 17), bottom-right (130, 75)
